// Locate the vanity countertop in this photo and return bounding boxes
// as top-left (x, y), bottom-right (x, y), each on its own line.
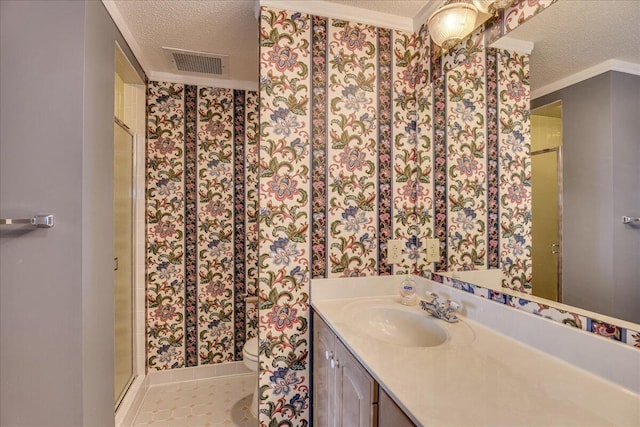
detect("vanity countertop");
top-left (311, 278), bottom-right (640, 427)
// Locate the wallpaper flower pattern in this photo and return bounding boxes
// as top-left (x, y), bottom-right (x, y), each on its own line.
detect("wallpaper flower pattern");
top-left (257, 2), bottom-right (550, 422)
top-left (443, 31), bottom-right (490, 271)
top-left (258, 7), bottom-right (418, 426)
top-left (327, 21), bottom-right (382, 276)
top-left (146, 82), bottom-right (259, 370)
top-left (259, 10), bottom-right (313, 425)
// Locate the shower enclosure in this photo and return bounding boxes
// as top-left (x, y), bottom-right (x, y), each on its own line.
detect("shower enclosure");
top-left (114, 117), bottom-right (135, 408)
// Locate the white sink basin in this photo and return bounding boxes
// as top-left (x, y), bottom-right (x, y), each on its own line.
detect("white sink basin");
top-left (344, 302), bottom-right (448, 347)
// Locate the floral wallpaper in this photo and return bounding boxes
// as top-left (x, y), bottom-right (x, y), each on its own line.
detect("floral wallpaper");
top-left (142, 0), bottom-right (560, 421)
top-left (431, 28), bottom-right (532, 292)
top-left (258, 8), bottom-right (419, 426)
top-left (256, 0), bottom-right (556, 423)
top-left (146, 82), bottom-right (259, 370)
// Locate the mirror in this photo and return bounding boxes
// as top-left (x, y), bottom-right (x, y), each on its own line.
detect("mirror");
top-left (445, 0), bottom-right (640, 325)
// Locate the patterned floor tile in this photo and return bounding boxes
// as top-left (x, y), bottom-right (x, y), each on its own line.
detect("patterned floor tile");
top-left (132, 374), bottom-right (257, 427)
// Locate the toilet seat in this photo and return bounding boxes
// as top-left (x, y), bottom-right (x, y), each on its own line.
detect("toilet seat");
top-left (243, 337), bottom-right (259, 363)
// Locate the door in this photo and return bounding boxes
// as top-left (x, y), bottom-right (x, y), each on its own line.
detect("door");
top-left (113, 119), bottom-right (134, 407)
top-left (313, 314), bottom-right (336, 426)
top-left (335, 339), bottom-right (377, 427)
top-left (531, 103), bottom-right (563, 301)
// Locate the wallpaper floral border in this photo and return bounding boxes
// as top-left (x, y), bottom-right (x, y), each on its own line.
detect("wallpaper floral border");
top-left (146, 82), bottom-right (259, 370)
top-left (430, 272), bottom-right (640, 350)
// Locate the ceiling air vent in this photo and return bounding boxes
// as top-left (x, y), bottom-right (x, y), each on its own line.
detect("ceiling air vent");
top-left (163, 47), bottom-right (229, 78)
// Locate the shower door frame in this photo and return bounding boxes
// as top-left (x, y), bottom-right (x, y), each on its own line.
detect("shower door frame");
top-left (114, 116), bottom-right (136, 410)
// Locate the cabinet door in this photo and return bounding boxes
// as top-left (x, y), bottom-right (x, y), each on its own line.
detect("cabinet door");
top-left (335, 339), bottom-right (377, 427)
top-left (379, 388), bottom-right (416, 427)
top-left (313, 314), bottom-right (336, 427)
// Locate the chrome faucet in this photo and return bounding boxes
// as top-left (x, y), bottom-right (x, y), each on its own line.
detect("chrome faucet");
top-left (420, 292), bottom-right (461, 323)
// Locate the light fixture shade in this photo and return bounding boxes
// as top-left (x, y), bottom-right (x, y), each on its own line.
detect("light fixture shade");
top-left (472, 0), bottom-right (493, 14)
top-left (428, 3), bottom-right (479, 50)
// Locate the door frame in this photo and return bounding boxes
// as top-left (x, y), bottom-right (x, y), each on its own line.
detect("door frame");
top-left (531, 145), bottom-right (563, 302)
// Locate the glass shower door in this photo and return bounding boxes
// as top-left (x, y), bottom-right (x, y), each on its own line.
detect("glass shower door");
top-left (114, 120), bottom-right (134, 408)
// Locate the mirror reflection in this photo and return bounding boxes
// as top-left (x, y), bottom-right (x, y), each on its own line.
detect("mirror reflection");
top-left (443, 0), bottom-right (640, 325)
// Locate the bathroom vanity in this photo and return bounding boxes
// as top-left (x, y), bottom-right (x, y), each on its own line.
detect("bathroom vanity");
top-left (313, 312), bottom-right (415, 426)
top-left (311, 275), bottom-right (640, 427)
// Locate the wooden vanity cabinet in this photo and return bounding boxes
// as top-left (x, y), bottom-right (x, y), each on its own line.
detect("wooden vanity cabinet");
top-left (313, 313), bottom-right (416, 427)
top-left (313, 313), bottom-right (377, 426)
top-left (378, 388), bottom-right (416, 427)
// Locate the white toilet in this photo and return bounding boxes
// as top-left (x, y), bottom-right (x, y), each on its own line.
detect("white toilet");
top-left (242, 336), bottom-right (259, 418)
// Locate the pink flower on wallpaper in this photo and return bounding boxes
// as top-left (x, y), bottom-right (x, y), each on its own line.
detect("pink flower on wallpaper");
top-left (154, 304), bottom-right (177, 321)
top-left (154, 136), bottom-right (176, 154)
top-left (591, 322), bottom-right (621, 340)
top-left (206, 119), bottom-right (226, 137)
top-left (340, 25), bottom-right (366, 51)
top-left (457, 154), bottom-right (480, 176)
top-left (266, 304), bottom-right (299, 332)
top-left (506, 182), bottom-right (529, 205)
top-left (505, 80), bottom-right (527, 102)
top-left (268, 174), bottom-right (299, 201)
top-left (401, 63), bottom-right (425, 88)
top-left (268, 45), bottom-right (299, 72)
top-left (206, 280), bottom-right (226, 297)
top-left (401, 180), bottom-right (422, 204)
top-left (153, 221), bottom-right (176, 238)
top-left (339, 146), bottom-right (366, 171)
top-left (205, 200), bottom-right (226, 217)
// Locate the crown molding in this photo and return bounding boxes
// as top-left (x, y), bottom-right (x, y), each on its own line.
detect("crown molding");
top-left (148, 71), bottom-right (259, 91)
top-left (412, 1), bottom-right (443, 32)
top-left (260, 0), bottom-right (414, 32)
top-left (489, 36), bottom-right (534, 54)
top-left (532, 59), bottom-right (640, 100)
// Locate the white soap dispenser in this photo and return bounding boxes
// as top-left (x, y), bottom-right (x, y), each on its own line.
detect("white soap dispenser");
top-left (399, 275), bottom-right (417, 306)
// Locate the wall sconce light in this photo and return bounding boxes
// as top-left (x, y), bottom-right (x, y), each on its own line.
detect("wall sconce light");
top-left (427, 2), bottom-right (478, 50)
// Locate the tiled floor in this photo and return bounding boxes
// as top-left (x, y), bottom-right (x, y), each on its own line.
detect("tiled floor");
top-left (132, 373), bottom-right (258, 426)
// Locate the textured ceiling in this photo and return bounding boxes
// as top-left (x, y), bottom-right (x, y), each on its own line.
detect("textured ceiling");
top-left (505, 0), bottom-right (640, 96)
top-left (109, 0), bottom-right (639, 91)
top-left (111, 0), bottom-right (261, 85)
top-left (109, 0), bottom-right (439, 86)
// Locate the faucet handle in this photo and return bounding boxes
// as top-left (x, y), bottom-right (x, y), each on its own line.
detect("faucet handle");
top-left (424, 291), bottom-right (439, 302)
top-left (446, 300), bottom-right (460, 311)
